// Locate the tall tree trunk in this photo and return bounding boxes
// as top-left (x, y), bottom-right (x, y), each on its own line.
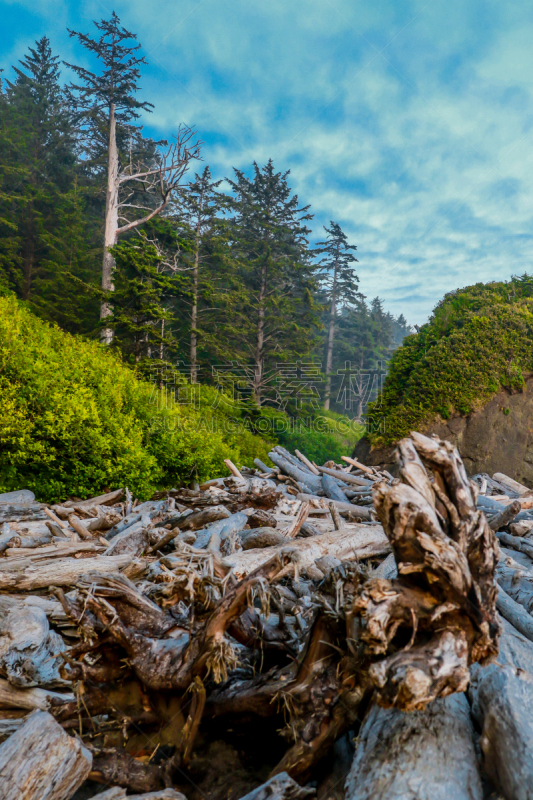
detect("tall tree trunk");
top-left (190, 231), bottom-right (200, 383)
top-left (22, 207), bottom-right (35, 301)
top-left (100, 104), bottom-right (119, 345)
top-left (253, 262), bottom-right (267, 406)
top-left (324, 267), bottom-right (337, 411)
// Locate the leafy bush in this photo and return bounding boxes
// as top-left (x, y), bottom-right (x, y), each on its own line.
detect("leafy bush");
top-left (367, 277), bottom-right (533, 445)
top-left (0, 294), bottom-right (273, 502)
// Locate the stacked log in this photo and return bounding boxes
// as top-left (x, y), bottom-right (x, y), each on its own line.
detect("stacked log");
top-left (0, 435), bottom-right (532, 799)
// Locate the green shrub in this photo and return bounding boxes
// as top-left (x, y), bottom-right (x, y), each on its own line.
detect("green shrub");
top-left (0, 295), bottom-right (273, 502)
top-left (367, 278), bottom-right (533, 445)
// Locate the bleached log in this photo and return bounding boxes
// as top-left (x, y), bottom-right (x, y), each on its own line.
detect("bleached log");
top-left (0, 677), bottom-right (73, 711)
top-left (0, 709), bottom-right (92, 799)
top-left (0, 605), bottom-right (66, 687)
top-left (96, 791), bottom-right (186, 800)
top-left (63, 488), bottom-right (123, 508)
top-left (0, 504), bottom-right (47, 522)
top-left (294, 450), bottom-right (320, 476)
top-left (0, 490), bottom-right (35, 504)
top-left (344, 694), bottom-right (482, 800)
top-left (489, 500), bottom-right (521, 531)
top-left (105, 525), bottom-right (150, 557)
top-left (321, 474), bottom-right (348, 503)
top-left (268, 452), bottom-right (322, 494)
top-left (496, 585), bottom-right (533, 642)
top-left (497, 561), bottom-right (533, 614)
top-left (296, 494), bottom-right (373, 521)
top-left (0, 554), bottom-right (130, 591)
top-left (317, 465), bottom-right (373, 487)
top-left (496, 530), bottom-right (533, 559)
top-left (469, 657), bottom-right (533, 800)
top-left (223, 526), bottom-right (389, 579)
top-left (239, 772), bottom-right (315, 799)
top-left (493, 472), bottom-right (532, 497)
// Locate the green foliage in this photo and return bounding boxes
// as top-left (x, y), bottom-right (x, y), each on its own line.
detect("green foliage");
top-left (258, 406), bottom-right (363, 465)
top-left (367, 278), bottom-right (533, 445)
top-left (0, 295), bottom-right (273, 503)
top-left (108, 228), bottom-right (189, 370)
top-left (0, 38), bottom-right (99, 333)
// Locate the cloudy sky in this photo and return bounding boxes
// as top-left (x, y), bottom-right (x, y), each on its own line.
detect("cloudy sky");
top-left (1, 0), bottom-right (533, 323)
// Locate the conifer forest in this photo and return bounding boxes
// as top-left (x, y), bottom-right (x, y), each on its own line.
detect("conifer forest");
top-left (0, 16), bottom-right (411, 418)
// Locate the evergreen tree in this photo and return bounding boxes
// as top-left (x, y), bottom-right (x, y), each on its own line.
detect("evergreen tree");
top-left (0, 38), bottom-right (97, 331)
top-left (108, 225), bottom-right (188, 373)
top-left (221, 160), bottom-right (320, 406)
top-left (315, 221), bottom-right (360, 409)
top-left (177, 167), bottom-right (225, 382)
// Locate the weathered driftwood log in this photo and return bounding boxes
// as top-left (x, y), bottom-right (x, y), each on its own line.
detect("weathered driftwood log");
top-left (222, 526), bottom-right (390, 579)
top-left (241, 528), bottom-right (287, 549)
top-left (96, 790), bottom-right (186, 800)
top-left (489, 499), bottom-right (521, 531)
top-left (344, 694), bottom-right (482, 800)
top-left (239, 773), bottom-right (315, 799)
top-left (194, 511), bottom-right (249, 549)
top-left (469, 646), bottom-right (533, 800)
top-left (0, 605), bottom-right (66, 687)
top-left (497, 530), bottom-right (533, 560)
top-left (295, 494), bottom-right (373, 521)
top-left (0, 677), bottom-right (73, 711)
top-left (497, 561), bottom-right (533, 614)
top-left (0, 504), bottom-right (47, 522)
top-left (496, 585), bottom-right (533, 642)
top-left (317, 465), bottom-right (373, 487)
top-left (0, 490), bottom-right (35, 504)
top-left (493, 472), bottom-right (532, 496)
top-left (321, 475), bottom-right (348, 503)
top-left (0, 709), bottom-right (92, 799)
top-left (358, 432), bottom-right (500, 710)
top-left (105, 524), bottom-right (151, 557)
top-left (268, 452), bottom-right (322, 494)
top-left (0, 554), bottom-right (130, 591)
top-left (63, 488), bottom-right (123, 508)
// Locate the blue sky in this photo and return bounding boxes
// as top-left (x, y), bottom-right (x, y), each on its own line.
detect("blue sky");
top-left (2, 0), bottom-right (533, 323)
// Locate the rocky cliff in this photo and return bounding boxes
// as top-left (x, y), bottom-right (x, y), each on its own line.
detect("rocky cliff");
top-left (355, 376), bottom-right (533, 486)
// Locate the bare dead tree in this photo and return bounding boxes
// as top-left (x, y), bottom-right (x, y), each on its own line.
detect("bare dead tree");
top-left (100, 103), bottom-right (201, 344)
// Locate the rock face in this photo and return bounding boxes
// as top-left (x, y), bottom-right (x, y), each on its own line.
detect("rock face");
top-left (355, 377), bottom-right (533, 485)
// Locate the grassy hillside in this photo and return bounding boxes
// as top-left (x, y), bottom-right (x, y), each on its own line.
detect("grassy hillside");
top-left (368, 277), bottom-right (533, 445)
top-left (0, 294), bottom-right (275, 502)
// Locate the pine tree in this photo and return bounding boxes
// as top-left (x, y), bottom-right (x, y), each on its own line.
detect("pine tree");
top-left (315, 221), bottom-right (360, 410)
top-left (221, 160), bottom-right (320, 406)
top-left (108, 225), bottom-right (188, 373)
top-left (178, 167), bottom-right (225, 382)
top-left (0, 38), bottom-right (97, 331)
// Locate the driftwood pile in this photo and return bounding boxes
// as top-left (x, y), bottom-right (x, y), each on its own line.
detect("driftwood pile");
top-left (1, 435), bottom-right (533, 799)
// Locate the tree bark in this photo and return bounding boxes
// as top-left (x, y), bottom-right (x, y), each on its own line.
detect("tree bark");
top-left (0, 710), bottom-right (92, 799)
top-left (190, 213), bottom-right (201, 383)
top-left (253, 261), bottom-right (267, 405)
top-left (101, 103), bottom-right (119, 344)
top-left (324, 264), bottom-right (337, 411)
top-left (344, 694), bottom-right (482, 800)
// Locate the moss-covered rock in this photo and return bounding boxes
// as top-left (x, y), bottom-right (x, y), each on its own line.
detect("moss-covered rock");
top-left (367, 277), bottom-right (533, 446)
